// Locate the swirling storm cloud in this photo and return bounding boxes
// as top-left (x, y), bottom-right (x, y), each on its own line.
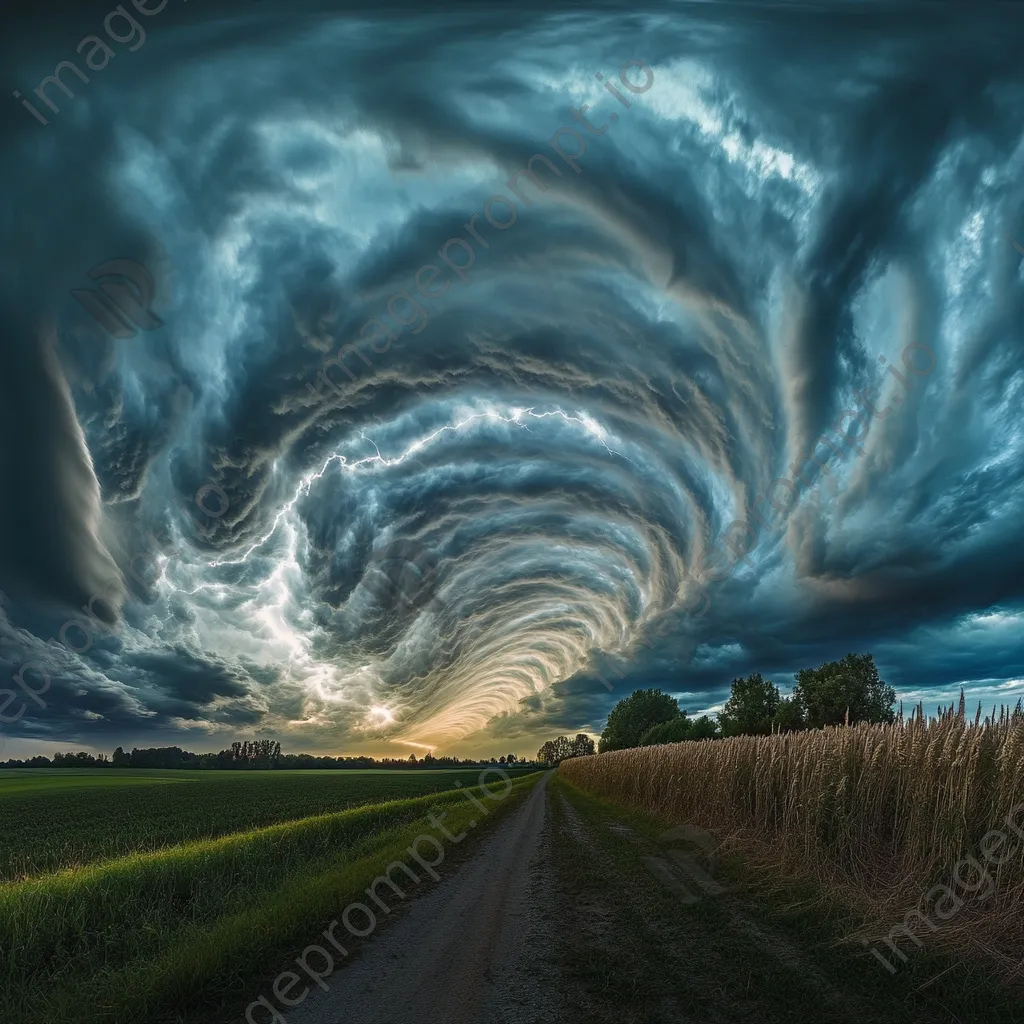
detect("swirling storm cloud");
top-left (1, 1), bottom-right (1023, 759)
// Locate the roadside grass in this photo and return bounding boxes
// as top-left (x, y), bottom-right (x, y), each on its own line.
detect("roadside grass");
top-left (4, 772), bottom-right (542, 1024)
top-left (551, 776), bottom-right (1021, 1024)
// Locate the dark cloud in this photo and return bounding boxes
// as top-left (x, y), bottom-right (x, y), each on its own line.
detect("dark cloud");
top-left (1, 1), bottom-right (1023, 757)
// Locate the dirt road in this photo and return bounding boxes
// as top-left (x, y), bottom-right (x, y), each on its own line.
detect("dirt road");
top-left (284, 771), bottom-right (560, 1024)
top-left (276, 771), bottom-right (1019, 1024)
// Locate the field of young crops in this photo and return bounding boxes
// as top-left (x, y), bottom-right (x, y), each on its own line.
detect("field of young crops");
top-left (0, 768), bottom-right (542, 1024)
top-left (0, 768), bottom-right (532, 880)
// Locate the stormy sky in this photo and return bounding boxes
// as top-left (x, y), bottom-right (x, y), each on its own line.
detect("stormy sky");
top-left (1, 0), bottom-right (1023, 760)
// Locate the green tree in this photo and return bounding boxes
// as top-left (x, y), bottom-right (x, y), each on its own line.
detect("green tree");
top-left (639, 713), bottom-right (691, 745)
top-left (772, 696), bottom-right (805, 733)
top-left (689, 715), bottom-right (720, 740)
top-left (792, 653), bottom-right (895, 728)
top-left (570, 733), bottom-right (596, 758)
top-left (599, 689), bottom-right (680, 752)
top-left (537, 735), bottom-right (577, 764)
top-left (718, 673), bottom-right (780, 737)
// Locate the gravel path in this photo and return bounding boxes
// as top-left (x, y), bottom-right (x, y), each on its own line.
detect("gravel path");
top-left (283, 771), bottom-right (559, 1024)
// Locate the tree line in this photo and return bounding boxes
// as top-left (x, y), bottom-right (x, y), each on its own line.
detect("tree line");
top-left (597, 653), bottom-right (895, 752)
top-left (530, 653), bottom-right (894, 763)
top-left (0, 741), bottom-right (530, 770)
top-left (536, 733), bottom-right (595, 765)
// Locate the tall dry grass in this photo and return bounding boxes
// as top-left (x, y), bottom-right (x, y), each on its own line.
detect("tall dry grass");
top-left (559, 699), bottom-right (1024, 979)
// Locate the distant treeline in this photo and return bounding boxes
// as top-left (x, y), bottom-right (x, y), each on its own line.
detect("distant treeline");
top-left (534, 653), bottom-right (898, 763)
top-left (597, 653), bottom-right (896, 753)
top-left (0, 740), bottom-right (530, 770)
top-left (536, 733), bottom-right (595, 765)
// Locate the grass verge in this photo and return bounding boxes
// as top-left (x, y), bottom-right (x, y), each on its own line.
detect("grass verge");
top-left (4, 771), bottom-right (542, 1024)
top-left (551, 775), bottom-right (1022, 1024)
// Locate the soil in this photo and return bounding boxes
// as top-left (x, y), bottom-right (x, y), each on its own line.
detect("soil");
top-left (284, 772), bottom-right (561, 1024)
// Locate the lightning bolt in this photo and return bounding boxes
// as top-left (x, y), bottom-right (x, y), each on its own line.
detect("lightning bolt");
top-left (209, 404), bottom-right (630, 567)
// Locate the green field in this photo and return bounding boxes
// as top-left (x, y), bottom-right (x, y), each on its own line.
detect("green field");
top-left (0, 767), bottom-right (543, 1024)
top-left (0, 768), bottom-right (534, 880)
